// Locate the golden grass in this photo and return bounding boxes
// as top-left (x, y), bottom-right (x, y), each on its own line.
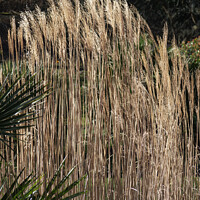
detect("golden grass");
top-left (0, 0), bottom-right (199, 199)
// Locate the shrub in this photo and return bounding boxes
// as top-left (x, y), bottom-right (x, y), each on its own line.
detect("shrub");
top-left (180, 35), bottom-right (200, 72)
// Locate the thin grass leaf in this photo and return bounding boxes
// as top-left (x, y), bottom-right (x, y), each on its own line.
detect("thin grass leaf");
top-left (0, 125), bottom-right (34, 132)
top-left (0, 181), bottom-right (5, 193)
top-left (51, 174), bottom-right (87, 200)
top-left (0, 75), bottom-right (8, 93)
top-left (0, 83), bottom-right (48, 114)
top-left (45, 166), bottom-right (76, 200)
top-left (39, 156), bottom-right (68, 200)
top-left (0, 115), bottom-right (38, 127)
top-left (62, 191), bottom-right (86, 200)
top-left (0, 79), bottom-right (40, 112)
top-left (23, 180), bottom-right (43, 199)
top-left (1, 167), bottom-right (25, 200)
top-left (0, 138), bottom-right (14, 151)
top-left (0, 75), bottom-right (22, 102)
top-left (11, 173), bottom-right (33, 199)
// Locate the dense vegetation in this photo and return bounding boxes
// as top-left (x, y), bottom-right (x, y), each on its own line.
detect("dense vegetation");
top-left (0, 0), bottom-right (200, 55)
top-left (0, 0), bottom-right (199, 199)
top-left (130, 0), bottom-right (200, 43)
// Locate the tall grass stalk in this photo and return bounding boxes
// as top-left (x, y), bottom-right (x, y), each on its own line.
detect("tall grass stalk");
top-left (0, 0), bottom-right (199, 199)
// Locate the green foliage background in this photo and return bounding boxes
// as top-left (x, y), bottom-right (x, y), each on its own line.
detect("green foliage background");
top-left (128, 0), bottom-right (200, 43)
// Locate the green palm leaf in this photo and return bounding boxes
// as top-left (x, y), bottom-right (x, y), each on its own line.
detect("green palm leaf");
top-left (0, 70), bottom-right (86, 199)
top-left (0, 71), bottom-right (51, 152)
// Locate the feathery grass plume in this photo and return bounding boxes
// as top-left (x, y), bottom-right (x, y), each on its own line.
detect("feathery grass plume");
top-left (0, 0), bottom-right (199, 199)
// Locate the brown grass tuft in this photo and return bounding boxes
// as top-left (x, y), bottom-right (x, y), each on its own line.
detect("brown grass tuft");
top-left (0, 0), bottom-right (199, 199)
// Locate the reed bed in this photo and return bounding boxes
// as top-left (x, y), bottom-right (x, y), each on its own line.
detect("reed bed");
top-left (0, 0), bottom-right (199, 199)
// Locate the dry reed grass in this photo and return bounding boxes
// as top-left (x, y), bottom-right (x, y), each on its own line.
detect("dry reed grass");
top-left (0, 0), bottom-right (199, 199)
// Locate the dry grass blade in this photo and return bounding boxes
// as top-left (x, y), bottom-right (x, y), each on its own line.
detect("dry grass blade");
top-left (0, 0), bottom-right (199, 199)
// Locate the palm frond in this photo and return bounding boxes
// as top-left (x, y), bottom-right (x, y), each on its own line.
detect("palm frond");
top-left (0, 71), bottom-right (51, 152)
